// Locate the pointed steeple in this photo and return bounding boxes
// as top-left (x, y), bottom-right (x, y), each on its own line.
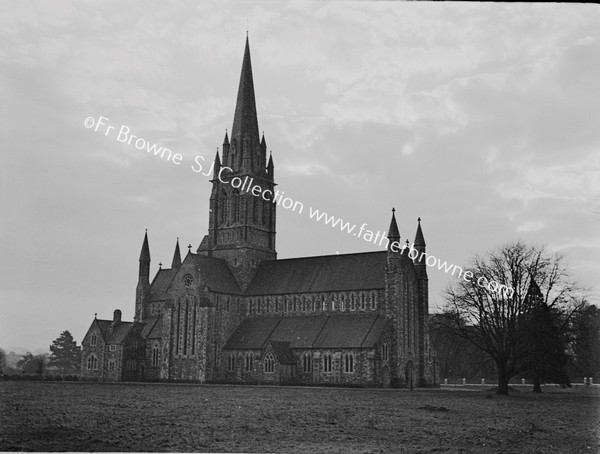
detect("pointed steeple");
top-left (139, 230), bottom-right (150, 262)
top-left (136, 230), bottom-right (151, 322)
top-left (231, 36), bottom-right (260, 155)
top-left (223, 131), bottom-right (229, 146)
top-left (414, 217), bottom-right (426, 247)
top-left (267, 151), bottom-right (274, 179)
top-left (171, 238), bottom-right (182, 268)
top-left (387, 208), bottom-right (400, 244)
top-left (213, 148), bottom-right (221, 178)
top-left (525, 277), bottom-right (544, 306)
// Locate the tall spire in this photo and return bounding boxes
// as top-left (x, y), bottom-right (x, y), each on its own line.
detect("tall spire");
top-left (139, 230), bottom-right (150, 262)
top-left (231, 36), bottom-right (260, 153)
top-left (171, 238), bottom-right (182, 268)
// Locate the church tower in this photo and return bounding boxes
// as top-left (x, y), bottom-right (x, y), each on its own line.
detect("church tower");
top-left (198, 37), bottom-right (276, 290)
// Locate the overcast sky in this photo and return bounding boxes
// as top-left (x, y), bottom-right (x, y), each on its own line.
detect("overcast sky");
top-left (1, 2), bottom-right (599, 352)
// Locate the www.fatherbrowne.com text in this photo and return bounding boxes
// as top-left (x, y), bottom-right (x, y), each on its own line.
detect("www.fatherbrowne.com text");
top-left (84, 115), bottom-right (513, 297)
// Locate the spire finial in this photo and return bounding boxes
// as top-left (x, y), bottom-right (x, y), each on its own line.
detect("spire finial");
top-left (414, 216), bottom-right (426, 247)
top-left (94, 312), bottom-right (97, 319)
top-left (188, 244), bottom-right (192, 251)
top-left (232, 33), bottom-right (259, 151)
top-left (140, 229), bottom-right (151, 262)
top-left (387, 208), bottom-right (400, 246)
top-left (172, 238), bottom-right (182, 268)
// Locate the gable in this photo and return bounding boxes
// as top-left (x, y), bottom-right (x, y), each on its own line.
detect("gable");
top-left (82, 320), bottom-right (107, 345)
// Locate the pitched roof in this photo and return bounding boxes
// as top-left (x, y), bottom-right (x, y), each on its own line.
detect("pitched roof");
top-left (149, 268), bottom-right (178, 302)
top-left (147, 315), bottom-right (163, 339)
top-left (223, 314), bottom-right (387, 351)
top-left (269, 316), bottom-right (328, 348)
top-left (246, 251), bottom-right (387, 295)
top-left (313, 314), bottom-right (385, 349)
top-left (223, 317), bottom-right (280, 349)
top-left (141, 316), bottom-right (162, 339)
top-left (192, 254), bottom-right (243, 294)
top-left (94, 319), bottom-right (136, 344)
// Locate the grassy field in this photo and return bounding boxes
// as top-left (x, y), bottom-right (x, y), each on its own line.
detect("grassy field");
top-left (0, 381), bottom-right (598, 453)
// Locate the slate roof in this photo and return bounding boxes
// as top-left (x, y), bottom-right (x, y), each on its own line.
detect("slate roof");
top-left (149, 268), bottom-right (178, 302)
top-left (149, 250), bottom-right (387, 298)
top-left (94, 319), bottom-right (136, 344)
top-left (141, 316), bottom-right (162, 339)
top-left (191, 254), bottom-right (243, 294)
top-left (223, 317), bottom-right (280, 349)
top-left (223, 314), bottom-right (387, 351)
top-left (313, 314), bottom-right (384, 349)
top-left (246, 251), bottom-right (387, 295)
top-left (146, 316), bottom-right (163, 339)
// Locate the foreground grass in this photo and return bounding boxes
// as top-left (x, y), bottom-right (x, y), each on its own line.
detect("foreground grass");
top-left (0, 382), bottom-right (598, 453)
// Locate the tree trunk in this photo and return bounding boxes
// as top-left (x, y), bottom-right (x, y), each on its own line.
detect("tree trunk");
top-left (496, 363), bottom-right (510, 395)
top-left (533, 379), bottom-right (542, 393)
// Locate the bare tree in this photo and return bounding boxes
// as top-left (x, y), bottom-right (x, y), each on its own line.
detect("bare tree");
top-left (443, 241), bottom-right (586, 394)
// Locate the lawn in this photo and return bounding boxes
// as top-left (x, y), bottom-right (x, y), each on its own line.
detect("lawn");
top-left (0, 381), bottom-right (598, 453)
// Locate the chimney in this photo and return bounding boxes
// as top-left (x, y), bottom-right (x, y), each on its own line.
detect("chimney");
top-left (113, 309), bottom-right (122, 323)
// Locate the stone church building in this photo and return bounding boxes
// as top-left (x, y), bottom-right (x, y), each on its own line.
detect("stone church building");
top-left (81, 38), bottom-right (438, 388)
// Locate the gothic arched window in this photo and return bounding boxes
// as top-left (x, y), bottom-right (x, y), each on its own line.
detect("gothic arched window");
top-left (152, 344), bottom-right (159, 366)
top-left (264, 353), bottom-right (275, 373)
top-left (245, 353), bottom-right (254, 372)
top-left (323, 354), bottom-right (332, 373)
top-left (344, 353), bottom-right (354, 373)
top-left (302, 353), bottom-right (312, 373)
top-left (382, 342), bottom-right (389, 361)
top-left (87, 355), bottom-right (98, 370)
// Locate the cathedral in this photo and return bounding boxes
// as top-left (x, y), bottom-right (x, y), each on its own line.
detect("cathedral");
top-left (80, 38), bottom-right (438, 388)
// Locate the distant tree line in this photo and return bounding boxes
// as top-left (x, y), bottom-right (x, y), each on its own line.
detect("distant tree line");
top-left (1, 330), bottom-right (82, 380)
